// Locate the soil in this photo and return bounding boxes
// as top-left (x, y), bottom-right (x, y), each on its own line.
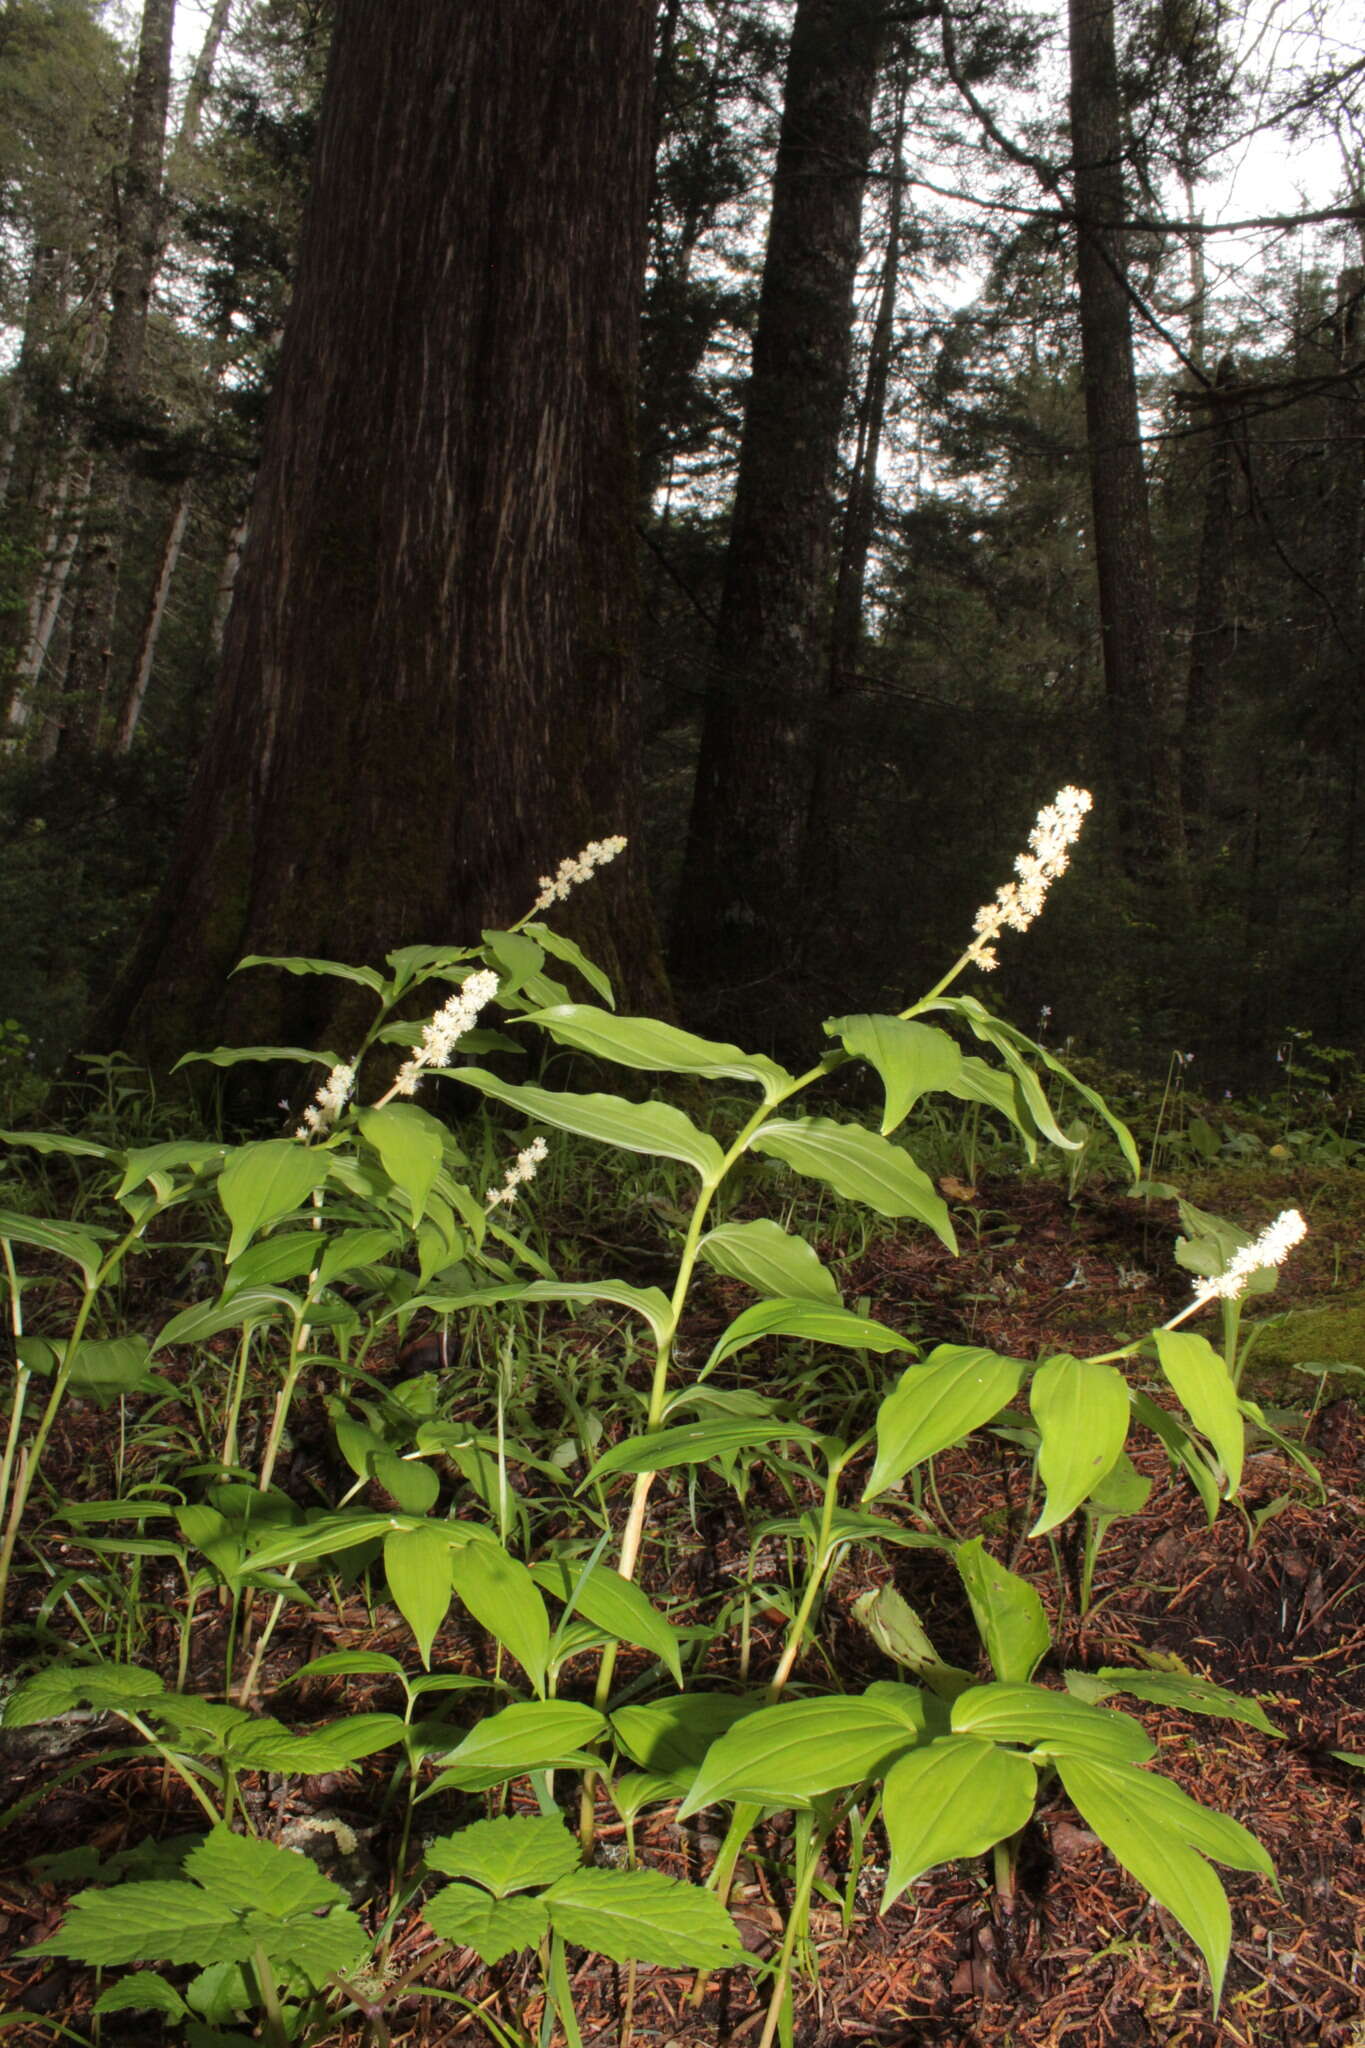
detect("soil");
top-left (2, 1169), bottom-right (1363, 2047)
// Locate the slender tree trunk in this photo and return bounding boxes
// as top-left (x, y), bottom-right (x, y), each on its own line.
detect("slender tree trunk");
top-left (673, 0), bottom-right (886, 1002)
top-left (114, 478), bottom-right (191, 751)
top-left (3, 449), bottom-right (95, 739)
top-left (209, 505), bottom-right (249, 658)
top-left (60, 0), bottom-right (176, 749)
top-left (1068, 0), bottom-right (1183, 876)
top-left (94, 0), bottom-right (666, 1073)
top-left (1180, 354), bottom-right (1240, 845)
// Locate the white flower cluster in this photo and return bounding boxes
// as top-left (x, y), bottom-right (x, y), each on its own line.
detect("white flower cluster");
top-left (485, 1134), bottom-right (549, 1209)
top-left (966, 787), bottom-right (1094, 971)
top-left (1191, 1208), bottom-right (1307, 1305)
top-left (531, 835), bottom-right (627, 915)
top-left (295, 1061), bottom-right (356, 1141)
top-left (392, 968), bottom-right (499, 1098)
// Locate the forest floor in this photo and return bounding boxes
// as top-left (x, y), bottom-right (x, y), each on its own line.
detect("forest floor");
top-left (2, 1161), bottom-right (1363, 2047)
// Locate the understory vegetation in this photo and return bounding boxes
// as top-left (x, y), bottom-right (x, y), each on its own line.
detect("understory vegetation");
top-left (2, 812), bottom-right (1362, 2048)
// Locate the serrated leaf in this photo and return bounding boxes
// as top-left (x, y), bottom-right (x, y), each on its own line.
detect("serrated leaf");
top-left (384, 1523), bottom-right (454, 1667)
top-left (426, 1814), bottom-right (581, 1894)
top-left (29, 1884), bottom-right (240, 1967)
top-left (827, 1016), bottom-right (964, 1132)
top-left (93, 1970), bottom-right (189, 2019)
top-left (676, 1693), bottom-right (927, 1818)
top-left (454, 1068), bottom-right (725, 1180)
top-left (533, 1557), bottom-right (683, 1686)
top-left (183, 1828), bottom-right (345, 1915)
top-left (1029, 1354), bottom-right (1130, 1535)
top-left (865, 1346), bottom-right (1024, 1498)
top-left (3, 1660), bottom-right (166, 1728)
top-left (1154, 1329), bottom-right (1244, 1496)
top-left (450, 1540), bottom-right (551, 1695)
top-left (750, 1118), bottom-right (956, 1247)
top-left (218, 1142), bottom-right (321, 1264)
top-left (951, 1682), bottom-right (1155, 1764)
top-left (547, 1865), bottom-right (746, 1969)
top-left (704, 1296), bottom-right (911, 1374)
top-left (1054, 1752), bottom-right (1233, 2006)
top-left (882, 1736), bottom-right (1038, 1904)
top-left (698, 1218), bottom-right (841, 1303)
top-left (424, 1883), bottom-right (548, 1961)
top-left (518, 1005), bottom-right (794, 1100)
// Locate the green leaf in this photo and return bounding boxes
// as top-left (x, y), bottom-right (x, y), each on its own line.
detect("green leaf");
top-left (66, 1336), bottom-right (158, 1403)
top-left (611, 1694), bottom-right (762, 1777)
top-left (1, 1128), bottom-right (114, 1161)
top-left (584, 1416), bottom-right (820, 1483)
top-left (358, 1102), bottom-right (447, 1224)
top-left (434, 1700), bottom-right (608, 1784)
top-left (317, 1228), bottom-right (401, 1286)
top-left (519, 1278), bottom-right (674, 1345)
top-left (424, 1883), bottom-right (548, 1961)
top-left (826, 1017), bottom-right (963, 1133)
top-left (426, 1814), bottom-right (580, 1894)
top-left (852, 1585), bottom-right (975, 1701)
top-left (450, 1540), bottom-right (551, 1695)
top-left (384, 1524), bottom-right (454, 1667)
top-left (1065, 1668), bottom-right (1281, 1739)
top-left (1154, 1329), bottom-right (1244, 1496)
top-left (93, 1971), bottom-right (189, 2019)
top-left (882, 1736), bottom-right (1038, 1904)
top-left (864, 1346), bottom-right (1024, 1499)
top-left (454, 1069), bottom-right (725, 1181)
top-left (954, 1538), bottom-right (1050, 1683)
top-left (115, 1142), bottom-right (228, 1199)
top-left (1029, 1354), bottom-right (1131, 1536)
top-left (30, 1884), bottom-right (240, 1967)
top-left (3, 1660), bottom-right (166, 1728)
top-left (951, 1682), bottom-right (1156, 1764)
top-left (184, 1827), bottom-right (346, 1915)
top-left (1054, 1753), bottom-right (1234, 2006)
top-left (226, 1712), bottom-right (406, 1772)
top-left (546, 1866), bottom-right (747, 1970)
top-left (522, 923), bottom-right (616, 1006)
top-left (219, 1232), bottom-right (320, 1294)
top-left (372, 1449), bottom-right (440, 1515)
top-left (532, 1557), bottom-right (684, 1686)
top-left (0, 1210), bottom-right (105, 1287)
top-left (698, 1218), bottom-right (841, 1303)
top-left (285, 1650), bottom-right (406, 1684)
top-left (232, 952), bottom-right (385, 992)
top-left (173, 1042), bottom-right (346, 1074)
top-left (244, 1510), bottom-right (459, 1573)
top-left (704, 1296), bottom-right (911, 1374)
top-left (519, 1005), bottom-right (794, 1100)
top-left (154, 1286), bottom-right (301, 1350)
top-left (1131, 1391), bottom-right (1220, 1524)
top-left (750, 1118), bottom-right (956, 1247)
top-left (676, 1692), bottom-right (928, 1818)
top-left (217, 1142), bottom-right (321, 1264)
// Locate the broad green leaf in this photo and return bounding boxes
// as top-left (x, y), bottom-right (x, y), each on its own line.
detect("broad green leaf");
top-left (454, 1069), bottom-right (724, 1181)
top-left (357, 1103), bottom-right (446, 1224)
top-left (426, 1815), bottom-right (580, 1894)
top-left (174, 1042), bottom-right (346, 1072)
top-left (698, 1218), bottom-right (840, 1303)
top-left (532, 1558), bottom-right (683, 1686)
top-left (66, 1336), bottom-right (157, 1403)
top-left (244, 1510), bottom-right (458, 1572)
top-left (154, 1286), bottom-right (301, 1350)
top-left (882, 1736), bottom-right (1038, 1904)
top-left (951, 1682), bottom-right (1155, 1764)
top-left (826, 1017), bottom-right (963, 1132)
top-left (424, 1883), bottom-right (547, 1961)
top-left (955, 1538), bottom-right (1049, 1683)
top-left (1154, 1329), bottom-right (1244, 1497)
top-left (0, 1210), bottom-right (105, 1287)
top-left (704, 1296), bottom-right (911, 1374)
top-left (852, 1585), bottom-right (974, 1701)
top-left (115, 1142), bottom-right (227, 1198)
top-left (29, 1883), bottom-right (240, 1967)
top-left (232, 952), bottom-right (385, 992)
top-left (519, 1278), bottom-right (674, 1345)
top-left (584, 1416), bottom-right (820, 1484)
top-left (481, 928), bottom-right (547, 996)
top-left (286, 1650), bottom-right (406, 1683)
top-left (864, 1346), bottom-right (1024, 1498)
top-left (1086, 1451), bottom-right (1153, 1519)
top-left (384, 1524), bottom-right (454, 1667)
top-left (1054, 1753), bottom-right (1233, 2006)
top-left (450, 1541), bottom-right (551, 1695)
top-left (217, 1142), bottom-right (320, 1263)
top-left (546, 1866), bottom-right (746, 1970)
top-left (612, 1694), bottom-right (762, 1777)
top-left (676, 1693), bottom-right (926, 1818)
top-left (1, 1128), bottom-right (113, 1161)
top-left (1029, 1354), bottom-right (1130, 1535)
top-left (751, 1118), bottom-right (956, 1248)
top-left (226, 1712), bottom-right (405, 1772)
top-left (317, 1227), bottom-right (401, 1286)
top-left (371, 1450), bottom-right (440, 1515)
top-left (1132, 1391), bottom-right (1220, 1524)
top-left (518, 1005), bottom-right (793, 1100)
top-left (184, 1828), bottom-right (345, 1915)
top-left (3, 1661), bottom-right (166, 1728)
top-left (1066, 1667), bottom-right (1281, 1738)
top-left (1077, 1756), bottom-right (1273, 1878)
top-left (220, 1232), bottom-right (321, 1294)
top-left (945, 1056), bottom-right (1027, 1143)
top-left (522, 923), bottom-right (616, 1006)
top-left (434, 1700), bottom-right (607, 1784)
top-left (93, 1972), bottom-right (188, 2020)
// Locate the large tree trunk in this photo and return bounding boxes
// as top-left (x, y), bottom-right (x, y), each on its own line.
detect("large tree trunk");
top-left (1068, 0), bottom-right (1183, 875)
top-left (672, 0), bottom-right (886, 1003)
top-left (59, 0), bottom-right (176, 748)
top-left (95, 0), bottom-right (666, 1072)
top-left (1180, 354), bottom-right (1240, 845)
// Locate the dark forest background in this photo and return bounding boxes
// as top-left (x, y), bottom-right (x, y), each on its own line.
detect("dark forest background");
top-left (0, 0), bottom-right (1362, 1102)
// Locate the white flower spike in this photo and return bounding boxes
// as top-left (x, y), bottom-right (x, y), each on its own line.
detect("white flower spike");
top-left (1190, 1208), bottom-right (1308, 1306)
top-left (966, 786), bottom-right (1093, 970)
top-left (486, 1134), bottom-right (549, 1209)
top-left (531, 835), bottom-right (627, 915)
